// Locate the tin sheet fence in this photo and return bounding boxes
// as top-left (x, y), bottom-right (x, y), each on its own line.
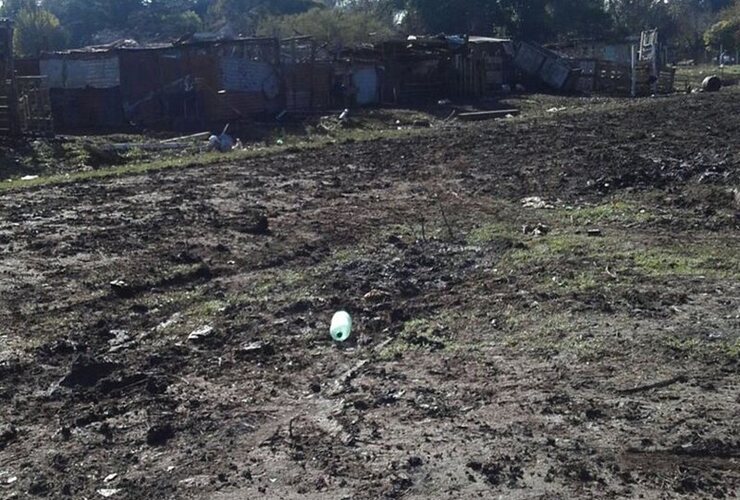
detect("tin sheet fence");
top-left (17, 76), bottom-right (53, 134)
top-left (575, 59), bottom-right (675, 96)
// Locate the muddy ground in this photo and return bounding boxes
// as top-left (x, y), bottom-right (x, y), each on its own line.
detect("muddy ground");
top-left (0, 89), bottom-right (739, 499)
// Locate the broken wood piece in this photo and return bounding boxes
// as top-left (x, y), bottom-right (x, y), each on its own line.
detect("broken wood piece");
top-left (160, 131), bottom-right (211, 143)
top-left (327, 337), bottom-right (397, 396)
top-left (617, 374), bottom-right (688, 395)
top-left (329, 360), bottom-right (369, 396)
top-left (457, 109), bottom-right (520, 121)
top-left (110, 143), bottom-right (186, 151)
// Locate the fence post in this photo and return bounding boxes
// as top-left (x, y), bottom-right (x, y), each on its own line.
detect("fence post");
top-left (631, 45), bottom-right (637, 98)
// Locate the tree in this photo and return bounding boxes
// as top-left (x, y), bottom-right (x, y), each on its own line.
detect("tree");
top-left (13, 6), bottom-right (68, 56)
top-left (404, 0), bottom-right (499, 34)
top-left (495, 0), bottom-right (552, 39)
top-left (547, 0), bottom-right (614, 40)
top-left (665, 0), bottom-right (714, 58)
top-left (403, 0), bottom-right (612, 41)
top-left (257, 7), bottom-right (392, 48)
top-left (207, 0), bottom-right (323, 34)
top-left (606, 0), bottom-right (670, 35)
top-left (0, 0), bottom-right (37, 18)
top-left (44, 0), bottom-right (145, 46)
top-left (128, 0), bottom-right (204, 40)
top-left (704, 1), bottom-right (740, 52)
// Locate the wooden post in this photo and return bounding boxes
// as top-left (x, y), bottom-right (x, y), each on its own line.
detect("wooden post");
top-left (310, 40), bottom-right (315, 112)
top-left (631, 45), bottom-right (637, 98)
top-left (652, 47), bottom-right (659, 95)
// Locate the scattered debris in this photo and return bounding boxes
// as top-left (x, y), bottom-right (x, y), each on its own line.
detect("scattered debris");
top-left (161, 132), bottom-right (211, 144)
top-left (109, 279), bottom-right (137, 299)
top-left (521, 196), bottom-right (556, 209)
top-left (208, 133), bottom-right (235, 152)
top-left (207, 124), bottom-right (241, 152)
top-left (188, 326), bottom-right (215, 342)
top-left (330, 359), bottom-right (370, 396)
top-left (458, 109), bottom-right (519, 121)
top-left (522, 223), bottom-right (550, 236)
top-left (363, 289), bottom-right (391, 303)
top-left (108, 330), bottom-right (132, 352)
top-left (238, 341), bottom-right (275, 358)
top-left (97, 488), bottom-right (122, 497)
top-left (156, 313), bottom-right (182, 332)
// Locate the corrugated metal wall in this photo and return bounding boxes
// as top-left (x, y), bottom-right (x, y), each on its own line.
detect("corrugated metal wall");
top-left (220, 58), bottom-right (278, 94)
top-left (40, 56), bottom-right (120, 89)
top-left (41, 54), bottom-right (125, 130)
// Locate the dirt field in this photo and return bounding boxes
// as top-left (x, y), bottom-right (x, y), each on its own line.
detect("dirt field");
top-left (0, 89), bottom-right (738, 499)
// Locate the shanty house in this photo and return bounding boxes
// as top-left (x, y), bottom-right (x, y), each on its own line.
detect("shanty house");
top-left (455, 36), bottom-right (514, 97)
top-left (38, 37), bottom-right (284, 132)
top-left (40, 47), bottom-right (125, 130)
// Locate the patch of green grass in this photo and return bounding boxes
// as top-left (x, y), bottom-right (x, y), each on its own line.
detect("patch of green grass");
top-left (466, 221), bottom-right (519, 245)
top-left (501, 311), bottom-right (613, 361)
top-left (0, 126), bottom-right (428, 192)
top-left (188, 299), bottom-right (228, 319)
top-left (500, 230), bottom-right (739, 284)
top-left (663, 334), bottom-right (740, 362)
top-left (633, 247), bottom-right (740, 279)
top-left (231, 267), bottom-right (319, 308)
top-left (725, 339), bottom-right (740, 360)
top-left (379, 317), bottom-right (453, 360)
top-left (675, 64), bottom-right (740, 88)
top-left (557, 271), bottom-right (600, 292)
top-left (665, 335), bottom-right (703, 354)
top-left (563, 201), bottom-right (653, 225)
top-left (502, 233), bottom-right (598, 268)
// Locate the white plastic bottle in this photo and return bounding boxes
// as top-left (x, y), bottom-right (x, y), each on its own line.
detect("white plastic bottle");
top-left (330, 311), bottom-right (352, 342)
